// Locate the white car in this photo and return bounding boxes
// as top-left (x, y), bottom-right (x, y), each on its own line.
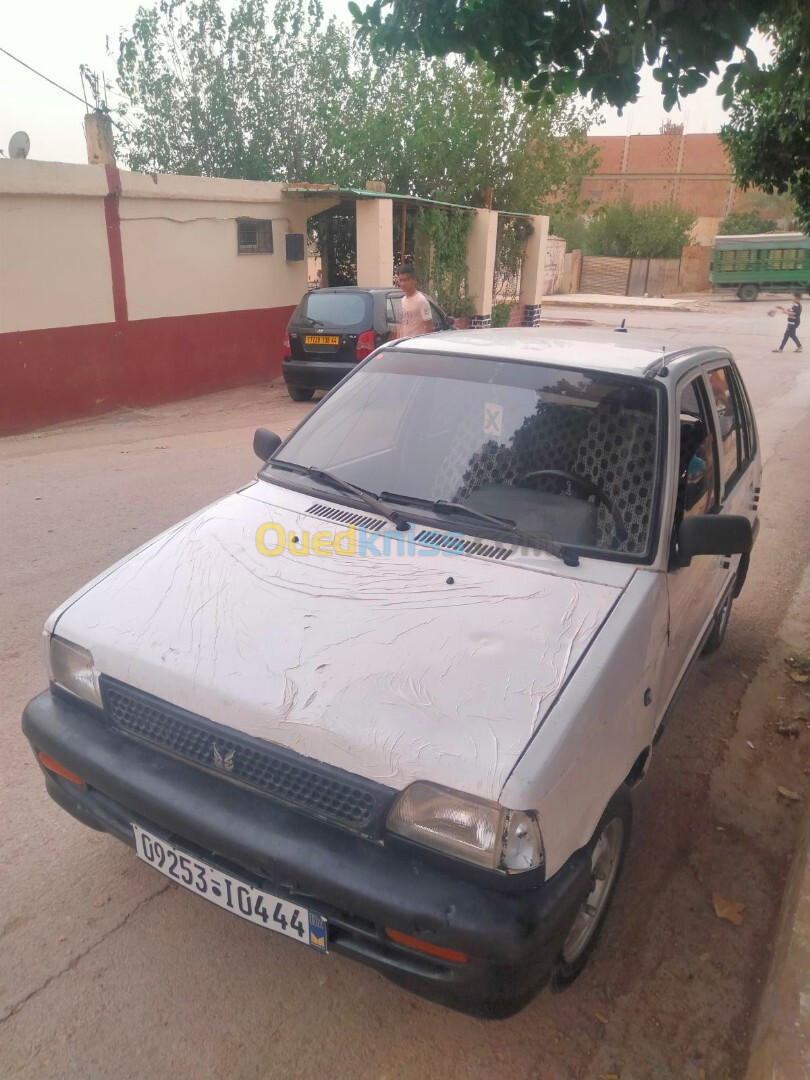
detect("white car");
top-left (24, 329), bottom-right (759, 1017)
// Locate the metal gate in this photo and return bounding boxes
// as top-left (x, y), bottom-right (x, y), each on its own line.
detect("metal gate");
top-left (580, 256), bottom-right (632, 295)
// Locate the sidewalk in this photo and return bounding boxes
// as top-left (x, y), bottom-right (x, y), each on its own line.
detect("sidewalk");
top-left (746, 817), bottom-right (810, 1079)
top-left (541, 292), bottom-right (706, 312)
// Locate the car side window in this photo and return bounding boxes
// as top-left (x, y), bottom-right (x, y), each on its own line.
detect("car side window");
top-left (707, 366), bottom-right (744, 489)
top-left (428, 301), bottom-right (443, 329)
top-left (677, 377), bottom-right (718, 522)
top-left (728, 365), bottom-right (757, 460)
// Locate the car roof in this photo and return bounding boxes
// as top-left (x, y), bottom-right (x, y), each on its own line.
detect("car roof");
top-left (393, 327), bottom-right (730, 378)
top-left (309, 286), bottom-right (400, 294)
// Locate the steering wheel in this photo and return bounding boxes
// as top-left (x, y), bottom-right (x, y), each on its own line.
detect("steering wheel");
top-left (517, 468), bottom-right (628, 544)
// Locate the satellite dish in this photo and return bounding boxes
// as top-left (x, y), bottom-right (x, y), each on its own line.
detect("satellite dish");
top-left (9, 131), bottom-right (30, 159)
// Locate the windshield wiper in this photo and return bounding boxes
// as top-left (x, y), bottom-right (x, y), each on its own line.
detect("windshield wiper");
top-left (432, 500), bottom-right (517, 532)
top-left (381, 491), bottom-right (516, 531)
top-left (300, 316), bottom-right (324, 327)
top-left (267, 460), bottom-right (411, 531)
top-left (380, 491), bottom-right (578, 564)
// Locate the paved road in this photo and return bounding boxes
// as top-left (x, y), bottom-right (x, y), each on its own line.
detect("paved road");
top-left (2, 303), bottom-right (810, 1080)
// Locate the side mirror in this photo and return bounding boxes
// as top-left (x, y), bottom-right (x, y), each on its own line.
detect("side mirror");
top-left (253, 428), bottom-right (282, 462)
top-left (445, 316), bottom-right (457, 329)
top-left (677, 514), bottom-right (753, 567)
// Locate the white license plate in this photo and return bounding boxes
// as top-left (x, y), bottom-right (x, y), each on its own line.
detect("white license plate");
top-left (132, 824), bottom-right (327, 951)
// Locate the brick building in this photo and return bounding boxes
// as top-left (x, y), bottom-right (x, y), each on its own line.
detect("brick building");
top-left (580, 133), bottom-right (779, 245)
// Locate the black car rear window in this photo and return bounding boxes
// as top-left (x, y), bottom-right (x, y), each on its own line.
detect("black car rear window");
top-left (297, 291), bottom-right (372, 328)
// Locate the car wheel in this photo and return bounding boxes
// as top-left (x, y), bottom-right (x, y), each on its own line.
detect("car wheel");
top-left (287, 385), bottom-right (315, 402)
top-left (550, 786), bottom-right (632, 992)
top-left (737, 284), bottom-right (759, 302)
top-left (702, 592), bottom-right (733, 655)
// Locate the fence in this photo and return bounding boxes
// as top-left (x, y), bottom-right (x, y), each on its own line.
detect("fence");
top-left (573, 247), bottom-right (711, 296)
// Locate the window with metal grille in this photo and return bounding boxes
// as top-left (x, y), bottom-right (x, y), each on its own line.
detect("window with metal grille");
top-left (237, 218), bottom-right (274, 254)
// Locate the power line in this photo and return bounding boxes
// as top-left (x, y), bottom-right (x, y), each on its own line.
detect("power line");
top-left (1, 46), bottom-right (125, 131)
top-left (0, 45), bottom-right (94, 109)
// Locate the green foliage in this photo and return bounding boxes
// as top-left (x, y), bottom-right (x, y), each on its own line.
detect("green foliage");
top-left (112, 0), bottom-right (596, 215)
top-left (717, 211), bottom-right (779, 235)
top-left (720, 2), bottom-right (810, 233)
top-left (493, 217), bottom-right (533, 302)
top-left (413, 209), bottom-right (473, 317)
top-left (584, 201), bottom-right (696, 259)
top-left (351, 0), bottom-right (770, 111)
top-left (549, 212), bottom-right (589, 253)
top-left (491, 302), bottom-right (513, 328)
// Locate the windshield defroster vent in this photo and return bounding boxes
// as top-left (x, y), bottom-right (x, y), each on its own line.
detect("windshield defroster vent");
top-left (306, 502), bottom-right (387, 532)
top-left (414, 529), bottom-right (513, 561)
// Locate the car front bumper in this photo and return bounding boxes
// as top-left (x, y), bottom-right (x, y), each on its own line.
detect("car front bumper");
top-left (22, 689), bottom-right (590, 1018)
top-left (282, 358), bottom-right (356, 390)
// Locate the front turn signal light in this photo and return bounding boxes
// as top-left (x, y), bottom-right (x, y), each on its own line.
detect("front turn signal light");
top-left (38, 751), bottom-right (85, 787)
top-left (385, 927), bottom-right (470, 964)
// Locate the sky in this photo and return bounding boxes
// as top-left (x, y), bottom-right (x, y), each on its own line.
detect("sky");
top-left (0, 0), bottom-right (773, 165)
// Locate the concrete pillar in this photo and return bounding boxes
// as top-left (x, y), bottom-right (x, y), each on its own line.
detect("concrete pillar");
top-left (466, 208), bottom-right (498, 327)
top-left (84, 112), bottom-right (116, 166)
top-left (518, 215), bottom-right (550, 325)
top-left (356, 198), bottom-right (394, 287)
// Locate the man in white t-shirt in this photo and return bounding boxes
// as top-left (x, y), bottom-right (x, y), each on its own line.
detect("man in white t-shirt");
top-left (394, 264), bottom-right (434, 338)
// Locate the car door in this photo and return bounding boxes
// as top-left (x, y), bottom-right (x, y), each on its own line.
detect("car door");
top-left (705, 361), bottom-right (761, 525)
top-left (660, 371), bottom-right (728, 717)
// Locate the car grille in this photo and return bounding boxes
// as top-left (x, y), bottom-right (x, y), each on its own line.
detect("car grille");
top-left (99, 677), bottom-right (386, 832)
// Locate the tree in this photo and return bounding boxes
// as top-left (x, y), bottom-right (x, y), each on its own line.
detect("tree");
top-left (350, 1), bottom-right (810, 228)
top-left (113, 0), bottom-right (596, 214)
top-left (584, 201), bottom-right (696, 258)
top-left (720, 4), bottom-right (810, 232)
top-left (717, 211), bottom-right (778, 235)
top-left (349, 0), bottom-right (769, 110)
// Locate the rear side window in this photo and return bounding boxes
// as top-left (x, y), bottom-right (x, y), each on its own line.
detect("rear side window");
top-left (707, 365), bottom-right (754, 491)
top-left (678, 377), bottom-right (718, 520)
top-left (298, 292), bottom-right (372, 328)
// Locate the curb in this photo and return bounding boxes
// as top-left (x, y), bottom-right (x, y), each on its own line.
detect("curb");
top-left (542, 297), bottom-right (700, 313)
top-left (746, 812), bottom-right (810, 1079)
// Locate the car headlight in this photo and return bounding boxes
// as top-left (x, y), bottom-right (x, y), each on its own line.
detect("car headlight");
top-left (386, 781), bottom-right (544, 873)
top-left (46, 634), bottom-right (102, 708)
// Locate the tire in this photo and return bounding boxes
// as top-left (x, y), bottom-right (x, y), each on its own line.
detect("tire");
top-left (737, 284), bottom-right (759, 302)
top-left (550, 785), bottom-right (632, 991)
top-left (702, 591), bottom-right (733, 655)
top-left (286, 385), bottom-right (315, 402)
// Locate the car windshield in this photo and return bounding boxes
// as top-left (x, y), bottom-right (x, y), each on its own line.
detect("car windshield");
top-left (298, 291), bottom-right (371, 328)
top-left (267, 348), bottom-right (663, 559)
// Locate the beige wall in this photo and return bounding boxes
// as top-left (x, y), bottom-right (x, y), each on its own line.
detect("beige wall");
top-left (0, 162), bottom-right (114, 333)
top-left (120, 198), bottom-right (317, 320)
top-left (355, 198), bottom-right (394, 288)
top-left (118, 171), bottom-right (334, 321)
top-left (467, 209), bottom-right (498, 316)
top-left (0, 160), bottom-right (337, 334)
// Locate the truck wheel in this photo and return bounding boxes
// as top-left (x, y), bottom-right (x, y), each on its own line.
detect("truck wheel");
top-left (550, 785), bottom-right (632, 991)
top-left (287, 385), bottom-right (315, 402)
top-left (737, 284), bottom-right (759, 302)
top-left (702, 592), bottom-right (733, 655)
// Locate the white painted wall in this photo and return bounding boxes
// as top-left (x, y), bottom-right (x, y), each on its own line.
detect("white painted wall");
top-left (0, 161), bottom-right (337, 333)
top-left (466, 209), bottom-right (498, 316)
top-left (0, 161), bottom-right (113, 333)
top-left (356, 199), bottom-right (394, 287)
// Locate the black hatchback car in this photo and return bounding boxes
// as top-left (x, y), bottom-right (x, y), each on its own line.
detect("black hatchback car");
top-left (282, 286), bottom-right (454, 400)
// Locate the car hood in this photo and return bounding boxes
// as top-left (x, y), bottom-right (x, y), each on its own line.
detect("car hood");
top-left (53, 487), bottom-right (624, 801)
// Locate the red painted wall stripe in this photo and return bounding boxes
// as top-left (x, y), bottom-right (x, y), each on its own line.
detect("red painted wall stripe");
top-left (0, 305), bottom-right (294, 436)
top-left (104, 165), bottom-right (129, 323)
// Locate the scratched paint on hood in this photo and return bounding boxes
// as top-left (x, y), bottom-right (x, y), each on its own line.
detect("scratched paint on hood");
top-left (54, 491), bottom-right (621, 801)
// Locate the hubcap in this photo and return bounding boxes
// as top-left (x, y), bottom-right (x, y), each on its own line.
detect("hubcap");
top-left (561, 817), bottom-right (624, 965)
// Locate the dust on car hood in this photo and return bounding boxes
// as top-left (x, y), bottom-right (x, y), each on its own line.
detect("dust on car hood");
top-left (53, 490), bottom-right (623, 801)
